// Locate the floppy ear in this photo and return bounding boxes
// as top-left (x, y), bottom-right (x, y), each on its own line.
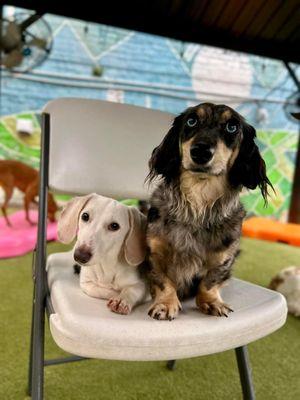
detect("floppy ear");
top-left (229, 122), bottom-right (273, 202)
top-left (147, 113), bottom-right (184, 184)
top-left (124, 207), bottom-right (147, 266)
top-left (57, 193), bottom-right (95, 244)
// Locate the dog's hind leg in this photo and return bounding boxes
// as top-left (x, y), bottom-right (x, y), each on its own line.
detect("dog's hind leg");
top-left (24, 180), bottom-right (38, 225)
top-left (0, 175), bottom-right (14, 226)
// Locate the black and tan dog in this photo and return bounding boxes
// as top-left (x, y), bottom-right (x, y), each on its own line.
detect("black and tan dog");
top-left (146, 103), bottom-right (272, 320)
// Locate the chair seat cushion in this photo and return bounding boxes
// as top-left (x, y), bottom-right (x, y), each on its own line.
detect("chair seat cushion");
top-left (47, 252), bottom-right (287, 361)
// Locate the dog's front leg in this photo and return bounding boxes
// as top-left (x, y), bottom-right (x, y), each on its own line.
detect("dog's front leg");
top-left (107, 282), bottom-right (147, 315)
top-left (148, 278), bottom-right (182, 320)
top-left (147, 236), bottom-right (181, 320)
top-left (80, 280), bottom-right (119, 299)
top-left (196, 262), bottom-right (234, 317)
top-left (80, 269), bottom-right (119, 299)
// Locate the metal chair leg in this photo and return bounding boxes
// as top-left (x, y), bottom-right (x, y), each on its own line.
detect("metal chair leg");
top-left (31, 113), bottom-right (49, 400)
top-left (235, 346), bottom-right (255, 400)
top-left (166, 360), bottom-right (176, 370)
top-left (31, 294), bottom-right (45, 400)
top-left (27, 289), bottom-right (35, 396)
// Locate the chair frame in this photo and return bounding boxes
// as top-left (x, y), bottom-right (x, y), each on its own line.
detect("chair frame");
top-left (28, 112), bottom-right (256, 400)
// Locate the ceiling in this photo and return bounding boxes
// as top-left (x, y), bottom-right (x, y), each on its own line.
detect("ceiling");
top-left (3, 0), bottom-right (300, 63)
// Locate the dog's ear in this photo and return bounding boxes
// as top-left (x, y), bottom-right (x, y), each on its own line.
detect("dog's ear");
top-left (147, 113), bottom-right (184, 184)
top-left (229, 122), bottom-right (273, 203)
top-left (57, 193), bottom-right (95, 244)
top-left (124, 207), bottom-right (147, 266)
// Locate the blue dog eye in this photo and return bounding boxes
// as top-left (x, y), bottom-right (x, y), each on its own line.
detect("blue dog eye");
top-left (186, 117), bottom-right (198, 128)
top-left (225, 122), bottom-right (238, 133)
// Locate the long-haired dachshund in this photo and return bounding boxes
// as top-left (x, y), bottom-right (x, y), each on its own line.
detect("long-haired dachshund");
top-left (146, 103), bottom-right (273, 320)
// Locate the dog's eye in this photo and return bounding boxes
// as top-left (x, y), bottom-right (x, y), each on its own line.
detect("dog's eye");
top-left (225, 121), bottom-right (238, 134)
top-left (81, 212), bottom-right (89, 222)
top-left (186, 117), bottom-right (198, 128)
top-left (108, 222), bottom-right (120, 231)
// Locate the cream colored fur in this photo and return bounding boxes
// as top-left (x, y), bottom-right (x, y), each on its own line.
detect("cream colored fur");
top-left (180, 170), bottom-right (239, 223)
top-left (58, 193), bottom-right (149, 315)
top-left (270, 266), bottom-right (300, 317)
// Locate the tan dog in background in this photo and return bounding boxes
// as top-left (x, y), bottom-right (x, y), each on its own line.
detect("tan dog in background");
top-left (0, 160), bottom-right (58, 225)
top-left (58, 193), bottom-right (149, 315)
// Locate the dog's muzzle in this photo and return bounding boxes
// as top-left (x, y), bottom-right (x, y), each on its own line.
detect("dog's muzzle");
top-left (74, 246), bottom-right (92, 264)
top-left (190, 142), bottom-right (214, 165)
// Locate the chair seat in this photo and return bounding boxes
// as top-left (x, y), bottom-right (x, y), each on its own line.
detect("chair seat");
top-left (47, 252), bottom-right (287, 361)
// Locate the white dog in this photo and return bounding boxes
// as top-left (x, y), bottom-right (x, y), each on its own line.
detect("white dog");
top-left (58, 193), bottom-right (149, 315)
top-left (270, 266), bottom-right (300, 317)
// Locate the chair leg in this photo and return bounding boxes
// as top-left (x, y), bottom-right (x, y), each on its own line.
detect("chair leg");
top-left (30, 112), bottom-right (49, 399)
top-left (166, 360), bottom-right (176, 370)
top-left (31, 296), bottom-right (45, 400)
top-left (27, 291), bottom-right (35, 396)
top-left (235, 346), bottom-right (255, 400)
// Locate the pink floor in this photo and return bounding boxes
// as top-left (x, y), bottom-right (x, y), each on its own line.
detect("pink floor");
top-left (0, 210), bottom-right (57, 259)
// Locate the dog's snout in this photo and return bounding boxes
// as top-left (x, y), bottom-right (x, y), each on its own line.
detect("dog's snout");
top-left (190, 142), bottom-right (214, 165)
top-left (74, 246), bottom-right (92, 264)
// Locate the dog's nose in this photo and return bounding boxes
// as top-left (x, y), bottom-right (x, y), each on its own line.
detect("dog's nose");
top-left (190, 142), bottom-right (214, 165)
top-left (74, 246), bottom-right (92, 264)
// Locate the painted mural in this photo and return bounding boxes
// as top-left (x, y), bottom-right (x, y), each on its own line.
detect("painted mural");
top-left (0, 7), bottom-right (299, 219)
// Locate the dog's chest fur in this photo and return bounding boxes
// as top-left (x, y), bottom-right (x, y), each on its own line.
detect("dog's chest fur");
top-left (147, 176), bottom-right (245, 292)
top-left (180, 170), bottom-right (229, 215)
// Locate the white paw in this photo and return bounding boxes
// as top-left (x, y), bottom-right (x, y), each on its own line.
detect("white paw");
top-left (107, 297), bottom-right (132, 315)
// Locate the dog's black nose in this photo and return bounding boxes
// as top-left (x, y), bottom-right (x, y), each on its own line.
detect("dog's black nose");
top-left (190, 142), bottom-right (214, 165)
top-left (74, 246), bottom-right (92, 264)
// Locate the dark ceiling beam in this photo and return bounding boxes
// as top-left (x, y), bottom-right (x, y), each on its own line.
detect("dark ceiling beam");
top-left (3, 0), bottom-right (300, 63)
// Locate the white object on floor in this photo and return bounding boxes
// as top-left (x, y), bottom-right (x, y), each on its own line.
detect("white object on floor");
top-left (47, 251), bottom-right (287, 361)
top-left (269, 266), bottom-right (300, 317)
top-left (16, 118), bottom-right (34, 135)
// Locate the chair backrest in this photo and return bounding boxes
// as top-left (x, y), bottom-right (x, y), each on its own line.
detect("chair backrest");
top-left (43, 98), bottom-right (174, 200)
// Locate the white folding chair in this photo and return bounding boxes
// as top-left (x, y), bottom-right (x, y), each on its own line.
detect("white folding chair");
top-left (28, 98), bottom-right (287, 400)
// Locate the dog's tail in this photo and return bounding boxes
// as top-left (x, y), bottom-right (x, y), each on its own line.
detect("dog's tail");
top-left (73, 264), bottom-right (81, 275)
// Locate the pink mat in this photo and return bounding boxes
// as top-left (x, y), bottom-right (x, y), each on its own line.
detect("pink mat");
top-left (0, 210), bottom-right (58, 259)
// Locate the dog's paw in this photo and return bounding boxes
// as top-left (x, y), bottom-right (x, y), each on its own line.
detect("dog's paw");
top-left (107, 297), bottom-right (132, 315)
top-left (148, 300), bottom-right (182, 321)
top-left (197, 300), bottom-right (233, 317)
